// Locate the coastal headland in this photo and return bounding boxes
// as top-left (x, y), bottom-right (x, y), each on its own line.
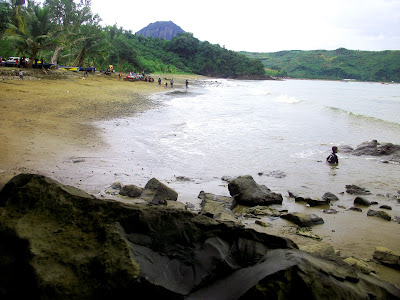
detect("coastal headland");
top-left (1, 68), bottom-right (400, 295)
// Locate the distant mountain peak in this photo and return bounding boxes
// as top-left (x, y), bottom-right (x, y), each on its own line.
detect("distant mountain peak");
top-left (136, 21), bottom-right (185, 40)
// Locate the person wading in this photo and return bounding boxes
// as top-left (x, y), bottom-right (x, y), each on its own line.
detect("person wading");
top-left (326, 146), bottom-right (339, 165)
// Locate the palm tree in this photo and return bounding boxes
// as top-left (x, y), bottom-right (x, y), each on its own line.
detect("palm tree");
top-left (70, 23), bottom-right (107, 67)
top-left (7, 2), bottom-right (54, 66)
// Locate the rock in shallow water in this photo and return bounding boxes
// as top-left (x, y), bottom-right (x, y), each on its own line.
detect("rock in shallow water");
top-left (281, 212), bottom-right (324, 227)
top-left (228, 175), bottom-right (283, 206)
top-left (367, 209), bottom-right (392, 221)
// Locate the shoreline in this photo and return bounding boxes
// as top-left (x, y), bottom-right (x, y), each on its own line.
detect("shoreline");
top-left (0, 70), bottom-right (204, 189)
top-left (1, 70), bottom-right (399, 287)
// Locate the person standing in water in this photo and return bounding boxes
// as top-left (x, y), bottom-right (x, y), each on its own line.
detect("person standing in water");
top-left (326, 146), bottom-right (339, 165)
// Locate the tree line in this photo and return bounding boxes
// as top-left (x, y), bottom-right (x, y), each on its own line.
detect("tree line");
top-left (0, 0), bottom-right (266, 78)
top-left (242, 48), bottom-right (400, 82)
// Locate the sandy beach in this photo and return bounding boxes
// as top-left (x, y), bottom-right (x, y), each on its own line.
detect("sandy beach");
top-left (0, 69), bottom-right (196, 187)
top-left (1, 69), bottom-right (399, 287)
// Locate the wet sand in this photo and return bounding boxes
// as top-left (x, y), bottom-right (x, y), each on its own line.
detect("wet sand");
top-left (0, 69), bottom-right (399, 287)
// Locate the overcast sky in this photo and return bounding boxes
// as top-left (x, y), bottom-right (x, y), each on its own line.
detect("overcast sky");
top-left (91, 0), bottom-right (400, 52)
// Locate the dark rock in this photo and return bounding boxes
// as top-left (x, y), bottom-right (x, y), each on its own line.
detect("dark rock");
top-left (380, 205), bottom-right (392, 210)
top-left (281, 212), bottom-right (324, 227)
top-left (367, 209), bottom-right (392, 221)
top-left (339, 145), bottom-right (354, 153)
top-left (322, 192), bottom-right (339, 202)
top-left (352, 140), bottom-right (379, 155)
top-left (354, 196), bottom-right (371, 206)
top-left (1, 174), bottom-right (399, 299)
top-left (175, 176), bottom-right (192, 182)
top-left (140, 178), bottom-right (178, 205)
top-left (371, 201), bottom-right (379, 205)
top-left (304, 197), bottom-right (330, 207)
top-left (119, 184), bottom-right (144, 198)
top-left (323, 209), bottom-right (338, 214)
top-left (258, 170), bottom-right (287, 178)
top-left (294, 196), bottom-right (306, 202)
top-left (352, 140), bottom-right (400, 157)
top-left (288, 190), bottom-right (298, 198)
top-left (221, 176), bottom-right (233, 182)
top-left (373, 247), bottom-right (400, 270)
top-left (346, 185), bottom-right (371, 195)
top-left (294, 196), bottom-right (329, 207)
top-left (228, 175), bottom-right (283, 206)
top-left (349, 207), bottom-right (363, 212)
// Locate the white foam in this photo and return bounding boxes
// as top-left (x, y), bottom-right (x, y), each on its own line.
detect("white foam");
top-left (275, 94), bottom-right (302, 104)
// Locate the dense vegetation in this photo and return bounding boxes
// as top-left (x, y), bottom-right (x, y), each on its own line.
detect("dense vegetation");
top-left (0, 0), bottom-right (265, 78)
top-left (241, 48), bottom-right (400, 82)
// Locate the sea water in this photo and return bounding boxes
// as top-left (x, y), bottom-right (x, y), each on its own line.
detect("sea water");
top-left (98, 79), bottom-right (400, 206)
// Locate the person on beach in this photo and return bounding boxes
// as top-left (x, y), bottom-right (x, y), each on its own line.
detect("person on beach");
top-left (158, 78), bottom-right (161, 85)
top-left (326, 146), bottom-right (339, 165)
top-left (19, 70), bottom-right (23, 80)
top-left (185, 79), bottom-right (189, 88)
top-left (170, 79), bottom-right (174, 88)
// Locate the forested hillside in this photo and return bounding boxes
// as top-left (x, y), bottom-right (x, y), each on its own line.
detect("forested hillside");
top-left (242, 48), bottom-right (400, 82)
top-left (0, 0), bottom-right (265, 78)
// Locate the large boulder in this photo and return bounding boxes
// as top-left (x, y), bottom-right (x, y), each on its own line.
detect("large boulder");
top-left (352, 140), bottom-right (400, 157)
top-left (228, 175), bottom-right (283, 206)
top-left (373, 247), bottom-right (400, 270)
top-left (140, 177), bottom-right (178, 205)
top-left (0, 174), bottom-right (399, 299)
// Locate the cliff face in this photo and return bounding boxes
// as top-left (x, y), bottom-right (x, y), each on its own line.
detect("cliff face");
top-left (136, 21), bottom-right (185, 40)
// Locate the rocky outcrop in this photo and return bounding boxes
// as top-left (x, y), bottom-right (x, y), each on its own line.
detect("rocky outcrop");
top-left (136, 21), bottom-right (185, 40)
top-left (228, 175), bottom-right (283, 206)
top-left (348, 140), bottom-right (400, 162)
top-left (1, 174), bottom-right (400, 299)
top-left (373, 247), bottom-right (400, 270)
top-left (198, 191), bottom-right (239, 223)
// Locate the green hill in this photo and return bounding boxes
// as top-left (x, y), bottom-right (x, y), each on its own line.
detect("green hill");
top-left (241, 48), bottom-right (400, 82)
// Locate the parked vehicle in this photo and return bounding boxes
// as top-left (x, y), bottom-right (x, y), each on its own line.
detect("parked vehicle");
top-left (5, 56), bottom-right (28, 67)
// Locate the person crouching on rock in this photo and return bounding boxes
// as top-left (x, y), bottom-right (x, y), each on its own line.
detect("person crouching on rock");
top-left (326, 146), bottom-right (339, 165)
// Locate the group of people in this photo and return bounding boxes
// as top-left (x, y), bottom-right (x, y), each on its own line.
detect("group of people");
top-left (157, 78), bottom-right (189, 89)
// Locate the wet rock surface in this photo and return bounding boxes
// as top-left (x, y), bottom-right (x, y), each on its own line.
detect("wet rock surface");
top-left (228, 175), bottom-right (283, 206)
top-left (281, 212), bottom-right (324, 227)
top-left (1, 174), bottom-right (400, 298)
